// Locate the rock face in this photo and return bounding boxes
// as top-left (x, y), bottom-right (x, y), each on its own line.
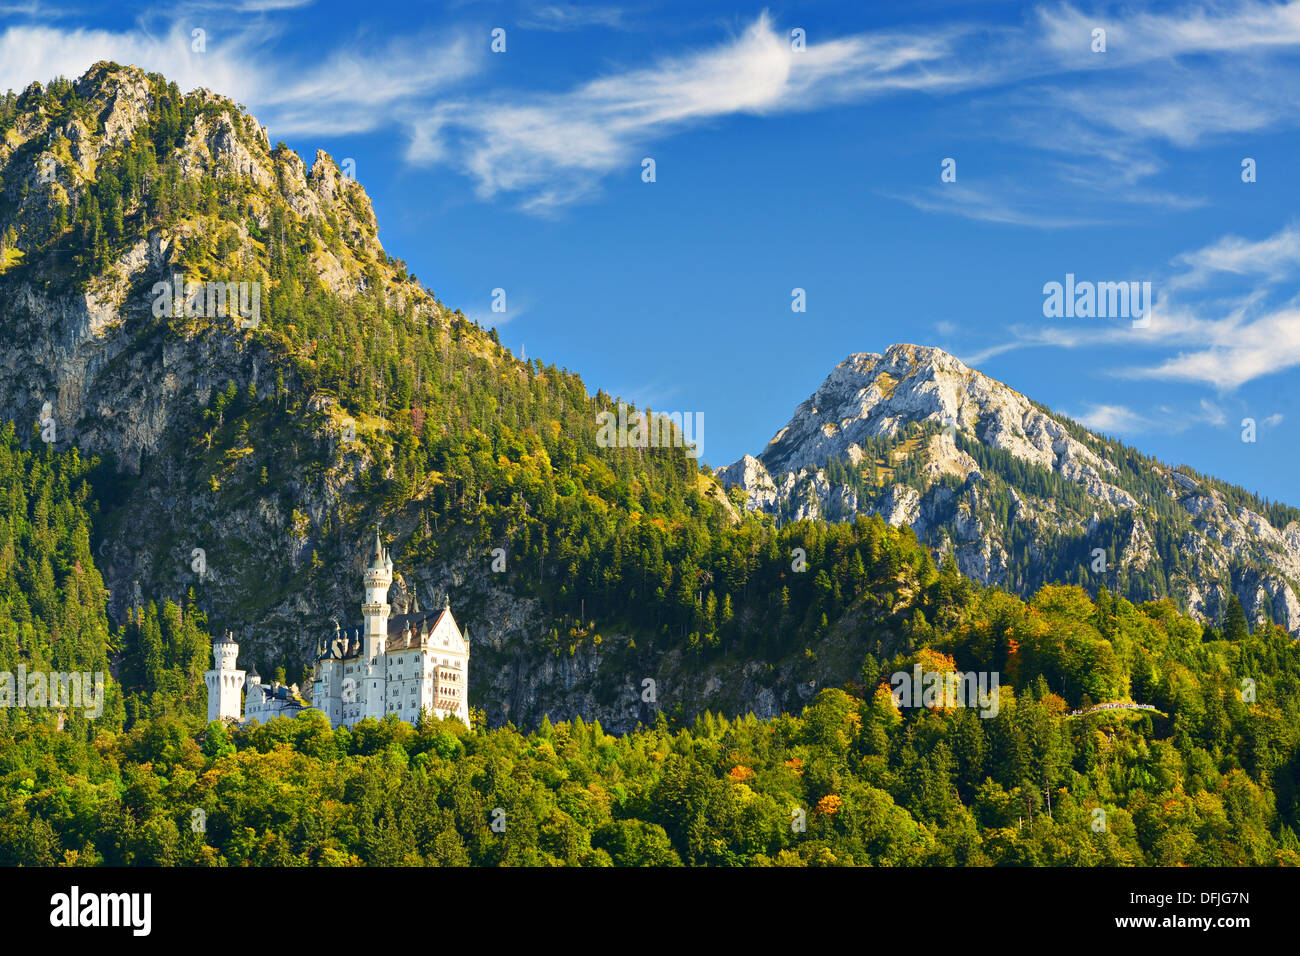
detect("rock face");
top-left (720, 344), bottom-right (1300, 636)
top-left (0, 63), bottom-right (402, 472)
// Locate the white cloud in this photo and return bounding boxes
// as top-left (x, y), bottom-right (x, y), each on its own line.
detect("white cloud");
top-left (518, 4), bottom-right (628, 31)
top-left (604, 379), bottom-right (683, 412)
top-left (1125, 306), bottom-right (1300, 389)
top-left (1067, 397), bottom-right (1229, 435)
top-left (1044, 61), bottom-right (1300, 149)
top-left (0, 18), bottom-right (479, 139)
top-left (1172, 225), bottom-right (1300, 289)
top-left (0, 23), bottom-right (261, 102)
top-left (978, 298), bottom-right (1300, 391)
top-left (257, 34), bottom-right (480, 136)
top-left (1038, 0), bottom-right (1300, 62)
top-left (1197, 398), bottom-right (1227, 427)
top-left (465, 293), bottom-right (531, 329)
top-left (895, 2), bottom-right (1300, 225)
top-left (1071, 403), bottom-right (1153, 433)
top-left (407, 11), bottom-right (986, 209)
top-left (182, 0), bottom-right (317, 10)
top-left (9, 0), bottom-right (1300, 217)
top-left (885, 183), bottom-right (1106, 229)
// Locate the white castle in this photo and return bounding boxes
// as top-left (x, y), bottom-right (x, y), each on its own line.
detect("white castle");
top-left (205, 529), bottom-right (471, 728)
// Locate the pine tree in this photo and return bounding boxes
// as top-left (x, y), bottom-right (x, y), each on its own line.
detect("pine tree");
top-left (1223, 595), bottom-right (1250, 642)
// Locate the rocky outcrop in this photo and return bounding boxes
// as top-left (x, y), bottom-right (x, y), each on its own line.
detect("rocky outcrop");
top-left (721, 344), bottom-right (1300, 636)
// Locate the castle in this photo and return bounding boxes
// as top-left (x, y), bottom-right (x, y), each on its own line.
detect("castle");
top-left (205, 529), bottom-right (470, 728)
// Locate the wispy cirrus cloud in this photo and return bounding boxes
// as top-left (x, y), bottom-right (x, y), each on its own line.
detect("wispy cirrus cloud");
top-left (1124, 305), bottom-right (1300, 390)
top-left (407, 11), bottom-right (991, 211)
top-left (517, 4), bottom-right (628, 31)
top-left (0, 14), bottom-right (479, 139)
top-left (8, 0), bottom-right (1300, 221)
top-left (1171, 224), bottom-right (1300, 289)
top-left (1118, 227), bottom-right (1300, 389)
top-left (181, 0), bottom-right (316, 11)
top-left (1045, 67), bottom-right (1293, 149)
top-left (1066, 397), bottom-right (1225, 436)
top-left (0, 21), bottom-right (261, 100)
top-left (1037, 0), bottom-right (1300, 62)
top-left (1070, 403), bottom-right (1154, 433)
top-left (885, 183), bottom-right (1107, 229)
top-left (900, 1), bottom-right (1300, 227)
top-left (256, 33), bottom-right (480, 136)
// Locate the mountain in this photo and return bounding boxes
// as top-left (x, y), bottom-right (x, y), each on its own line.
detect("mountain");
top-left (1, 63), bottom-right (920, 732)
top-left (719, 343), bottom-right (1300, 635)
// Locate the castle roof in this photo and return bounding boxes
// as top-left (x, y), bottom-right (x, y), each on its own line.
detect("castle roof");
top-left (367, 527), bottom-right (392, 572)
top-left (387, 606), bottom-right (467, 654)
top-left (251, 680), bottom-right (307, 708)
top-left (318, 624), bottom-right (364, 661)
top-left (316, 605), bottom-right (467, 661)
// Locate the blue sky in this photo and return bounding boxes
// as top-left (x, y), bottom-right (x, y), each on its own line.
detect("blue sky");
top-left (5, 0), bottom-right (1300, 504)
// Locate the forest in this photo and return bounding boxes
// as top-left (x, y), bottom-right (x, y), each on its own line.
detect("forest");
top-left (1, 421), bottom-right (1298, 865)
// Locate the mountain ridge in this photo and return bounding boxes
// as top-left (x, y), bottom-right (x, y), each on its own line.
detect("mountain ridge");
top-left (719, 343), bottom-right (1300, 635)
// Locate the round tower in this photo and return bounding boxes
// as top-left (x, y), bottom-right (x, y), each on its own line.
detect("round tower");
top-left (205, 631), bottom-right (246, 722)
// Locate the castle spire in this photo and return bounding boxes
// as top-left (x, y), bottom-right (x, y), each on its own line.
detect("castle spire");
top-left (360, 522), bottom-right (394, 720)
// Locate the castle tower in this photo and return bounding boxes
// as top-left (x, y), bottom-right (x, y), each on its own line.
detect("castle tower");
top-left (360, 527), bottom-right (392, 720)
top-left (205, 631), bottom-right (246, 722)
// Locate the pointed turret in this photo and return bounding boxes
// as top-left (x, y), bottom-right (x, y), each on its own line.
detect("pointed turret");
top-left (368, 526), bottom-right (387, 571)
top-left (360, 525), bottom-right (393, 719)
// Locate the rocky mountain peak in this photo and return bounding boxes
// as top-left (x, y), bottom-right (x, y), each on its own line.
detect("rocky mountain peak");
top-left (0, 59), bottom-right (460, 495)
top-left (756, 343), bottom-right (1115, 491)
top-left (2, 62), bottom-right (388, 282)
top-left (721, 343), bottom-right (1300, 636)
